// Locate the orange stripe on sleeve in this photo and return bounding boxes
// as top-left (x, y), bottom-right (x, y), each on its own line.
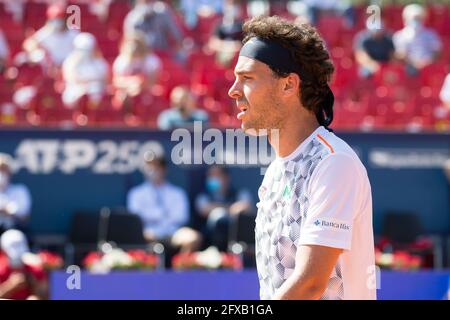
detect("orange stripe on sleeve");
top-left (317, 134), bottom-right (334, 154)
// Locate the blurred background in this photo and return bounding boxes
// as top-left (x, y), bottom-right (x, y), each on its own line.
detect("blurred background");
top-left (0, 0), bottom-right (449, 300)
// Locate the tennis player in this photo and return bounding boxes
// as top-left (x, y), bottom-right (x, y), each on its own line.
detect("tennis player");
top-left (228, 16), bottom-right (376, 300)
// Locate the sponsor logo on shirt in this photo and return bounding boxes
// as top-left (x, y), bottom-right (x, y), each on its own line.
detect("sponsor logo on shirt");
top-left (314, 219), bottom-right (351, 231)
top-left (282, 185), bottom-right (292, 199)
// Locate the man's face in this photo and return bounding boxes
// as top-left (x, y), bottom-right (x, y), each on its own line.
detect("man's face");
top-left (144, 161), bottom-right (165, 184)
top-left (206, 166), bottom-right (230, 194)
top-left (228, 56), bottom-right (287, 135)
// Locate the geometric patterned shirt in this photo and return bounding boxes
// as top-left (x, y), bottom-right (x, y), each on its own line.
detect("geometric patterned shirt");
top-left (255, 126), bottom-right (376, 300)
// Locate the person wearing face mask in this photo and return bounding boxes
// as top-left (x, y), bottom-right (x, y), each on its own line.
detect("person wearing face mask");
top-left (0, 230), bottom-right (47, 299)
top-left (62, 32), bottom-right (109, 109)
top-left (157, 86), bottom-right (209, 130)
top-left (22, 3), bottom-right (79, 68)
top-left (112, 31), bottom-right (161, 109)
top-left (353, 19), bottom-right (395, 78)
top-left (195, 165), bottom-right (253, 251)
top-left (393, 4), bottom-right (442, 76)
top-left (127, 152), bottom-right (202, 267)
top-left (0, 154), bottom-right (31, 236)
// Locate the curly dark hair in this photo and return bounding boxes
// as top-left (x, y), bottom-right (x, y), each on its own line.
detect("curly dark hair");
top-left (242, 15), bottom-right (335, 118)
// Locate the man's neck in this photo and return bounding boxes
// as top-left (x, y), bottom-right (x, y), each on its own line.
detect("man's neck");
top-left (269, 117), bottom-right (319, 158)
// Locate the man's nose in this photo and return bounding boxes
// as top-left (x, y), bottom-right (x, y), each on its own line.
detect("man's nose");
top-left (228, 79), bottom-right (242, 100)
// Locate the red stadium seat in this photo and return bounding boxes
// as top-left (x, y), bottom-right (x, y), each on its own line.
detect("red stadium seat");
top-left (107, 0), bottom-right (132, 32)
top-left (419, 63), bottom-right (448, 90)
top-left (316, 15), bottom-right (345, 48)
top-left (0, 18), bottom-right (25, 57)
top-left (428, 4), bottom-right (450, 36)
top-left (383, 5), bottom-right (404, 31)
top-left (23, 2), bottom-right (48, 31)
top-left (191, 13), bottom-right (222, 46)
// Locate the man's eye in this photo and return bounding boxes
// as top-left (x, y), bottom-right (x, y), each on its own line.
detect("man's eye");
top-left (243, 76), bottom-right (252, 80)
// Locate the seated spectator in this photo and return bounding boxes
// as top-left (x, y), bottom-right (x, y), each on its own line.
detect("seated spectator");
top-left (353, 21), bottom-right (395, 78)
top-left (393, 4), bottom-right (442, 76)
top-left (0, 230), bottom-right (47, 300)
top-left (0, 154), bottom-right (31, 236)
top-left (22, 3), bottom-right (79, 70)
top-left (112, 32), bottom-right (161, 109)
top-left (179, 0), bottom-right (223, 29)
top-left (0, 29), bottom-right (9, 74)
top-left (62, 33), bottom-right (109, 108)
top-left (157, 86), bottom-right (209, 130)
top-left (123, 0), bottom-right (183, 56)
top-left (207, 0), bottom-right (244, 68)
top-left (440, 73), bottom-right (450, 110)
top-left (303, 0), bottom-right (354, 27)
top-left (127, 152), bottom-right (202, 266)
top-left (195, 165), bottom-right (253, 251)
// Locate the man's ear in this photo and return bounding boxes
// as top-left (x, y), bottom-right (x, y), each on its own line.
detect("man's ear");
top-left (282, 73), bottom-right (301, 98)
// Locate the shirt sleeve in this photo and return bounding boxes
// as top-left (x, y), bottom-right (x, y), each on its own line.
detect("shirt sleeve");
top-left (297, 153), bottom-right (365, 251)
top-left (195, 193), bottom-right (210, 214)
top-left (12, 185), bottom-right (31, 219)
top-left (126, 188), bottom-right (139, 215)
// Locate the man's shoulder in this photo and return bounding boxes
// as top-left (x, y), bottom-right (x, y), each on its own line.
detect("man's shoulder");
top-left (128, 182), bottom-right (148, 196)
top-left (422, 28), bottom-right (441, 41)
top-left (164, 182), bottom-right (187, 197)
top-left (311, 129), bottom-right (366, 176)
top-left (6, 184), bottom-right (30, 195)
top-left (326, 132), bottom-right (361, 162)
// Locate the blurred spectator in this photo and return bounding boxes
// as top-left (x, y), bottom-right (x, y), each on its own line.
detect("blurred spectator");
top-left (62, 33), bottom-right (109, 108)
top-left (112, 32), bottom-right (161, 109)
top-left (89, 0), bottom-right (113, 22)
top-left (22, 3), bottom-right (79, 69)
top-left (393, 4), bottom-right (442, 76)
top-left (440, 73), bottom-right (450, 110)
top-left (0, 154), bottom-right (31, 236)
top-left (179, 0), bottom-right (223, 29)
top-left (157, 86), bottom-right (209, 130)
top-left (195, 165), bottom-right (253, 251)
top-left (127, 153), bottom-right (202, 265)
top-left (207, 0), bottom-right (244, 68)
top-left (303, 0), bottom-right (354, 27)
top-left (354, 21), bottom-right (395, 78)
top-left (0, 230), bottom-right (47, 300)
top-left (123, 0), bottom-right (183, 53)
top-left (0, 29), bottom-right (9, 74)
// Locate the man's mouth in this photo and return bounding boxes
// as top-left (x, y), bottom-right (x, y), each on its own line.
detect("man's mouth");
top-left (237, 105), bottom-right (248, 120)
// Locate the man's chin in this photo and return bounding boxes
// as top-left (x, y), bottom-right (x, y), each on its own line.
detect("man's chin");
top-left (242, 123), bottom-right (269, 137)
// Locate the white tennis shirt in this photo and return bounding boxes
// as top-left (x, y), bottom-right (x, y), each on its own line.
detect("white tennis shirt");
top-left (255, 126), bottom-right (376, 300)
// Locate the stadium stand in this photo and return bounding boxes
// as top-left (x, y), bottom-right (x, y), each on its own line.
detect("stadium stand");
top-left (0, 0), bottom-right (447, 132)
